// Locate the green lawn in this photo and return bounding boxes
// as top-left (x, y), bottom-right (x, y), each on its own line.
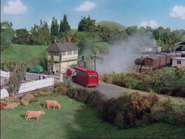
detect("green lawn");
top-left (1, 94), bottom-right (185, 139)
top-left (1, 44), bottom-right (49, 62)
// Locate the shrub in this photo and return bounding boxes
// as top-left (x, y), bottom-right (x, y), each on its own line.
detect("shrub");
top-left (1, 97), bottom-right (20, 109)
top-left (73, 88), bottom-right (91, 103)
top-left (114, 92), bottom-right (159, 128)
top-left (32, 90), bottom-right (53, 97)
top-left (98, 98), bottom-right (118, 123)
top-left (88, 90), bottom-right (107, 109)
top-left (21, 94), bottom-right (35, 106)
top-left (151, 99), bottom-right (179, 125)
top-left (54, 86), bottom-right (67, 97)
top-left (8, 62), bottom-right (27, 97)
top-left (3, 102), bottom-right (18, 110)
top-left (54, 80), bottom-right (66, 88)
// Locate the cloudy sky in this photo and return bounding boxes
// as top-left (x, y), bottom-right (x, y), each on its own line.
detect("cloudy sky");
top-left (1, 0), bottom-right (185, 31)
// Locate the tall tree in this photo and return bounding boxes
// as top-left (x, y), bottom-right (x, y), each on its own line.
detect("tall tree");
top-left (1, 21), bottom-right (14, 50)
top-left (8, 62), bottom-right (27, 97)
top-left (29, 20), bottom-right (51, 45)
top-left (13, 28), bottom-right (28, 44)
top-left (78, 15), bottom-right (97, 32)
top-left (125, 26), bottom-right (138, 36)
top-left (51, 16), bottom-right (59, 37)
top-left (59, 14), bottom-right (70, 33)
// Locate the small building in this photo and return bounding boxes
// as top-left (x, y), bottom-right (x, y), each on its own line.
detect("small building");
top-left (140, 46), bottom-right (153, 53)
top-left (140, 46), bottom-right (161, 53)
top-left (46, 42), bottom-right (79, 74)
top-left (172, 57), bottom-right (185, 67)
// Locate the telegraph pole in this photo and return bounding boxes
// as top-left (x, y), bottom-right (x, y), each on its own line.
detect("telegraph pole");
top-left (94, 52), bottom-right (96, 71)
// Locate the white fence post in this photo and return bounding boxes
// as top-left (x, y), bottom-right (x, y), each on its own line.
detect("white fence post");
top-left (59, 74), bottom-right (63, 82)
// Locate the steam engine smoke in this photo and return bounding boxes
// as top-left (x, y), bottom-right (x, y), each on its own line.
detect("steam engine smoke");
top-left (96, 35), bottom-right (155, 76)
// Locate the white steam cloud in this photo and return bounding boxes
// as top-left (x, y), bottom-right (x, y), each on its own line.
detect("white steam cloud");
top-left (96, 35), bottom-right (155, 76)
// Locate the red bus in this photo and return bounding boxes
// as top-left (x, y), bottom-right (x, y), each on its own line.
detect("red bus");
top-left (72, 66), bottom-right (99, 87)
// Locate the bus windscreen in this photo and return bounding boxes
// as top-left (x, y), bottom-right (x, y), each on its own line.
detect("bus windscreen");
top-left (90, 75), bottom-right (97, 78)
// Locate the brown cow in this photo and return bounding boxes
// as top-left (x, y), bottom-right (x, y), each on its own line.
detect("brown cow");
top-left (25, 110), bottom-right (45, 122)
top-left (43, 100), bottom-right (61, 110)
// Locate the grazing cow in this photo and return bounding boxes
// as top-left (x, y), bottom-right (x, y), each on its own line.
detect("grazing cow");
top-left (43, 100), bottom-right (61, 110)
top-left (25, 110), bottom-right (45, 122)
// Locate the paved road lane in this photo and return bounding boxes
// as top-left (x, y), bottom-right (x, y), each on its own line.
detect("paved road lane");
top-left (25, 72), bottom-right (185, 104)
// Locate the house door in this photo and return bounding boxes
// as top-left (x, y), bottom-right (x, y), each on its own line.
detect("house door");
top-left (53, 65), bottom-right (56, 74)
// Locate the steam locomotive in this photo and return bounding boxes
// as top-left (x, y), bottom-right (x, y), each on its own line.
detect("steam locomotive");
top-left (132, 51), bottom-right (185, 73)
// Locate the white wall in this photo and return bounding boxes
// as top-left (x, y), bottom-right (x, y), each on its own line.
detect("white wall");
top-left (60, 60), bottom-right (77, 73)
top-left (18, 78), bottom-right (54, 94)
top-left (1, 89), bottom-right (9, 99)
top-left (0, 70), bottom-right (10, 78)
top-left (1, 75), bottom-right (54, 99)
top-left (172, 58), bottom-right (185, 67)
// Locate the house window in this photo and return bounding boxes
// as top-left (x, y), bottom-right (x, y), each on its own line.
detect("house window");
top-left (62, 52), bottom-right (66, 56)
top-left (67, 51), bottom-right (72, 55)
top-left (48, 52), bottom-right (52, 55)
top-left (177, 61), bottom-right (181, 64)
top-left (73, 50), bottom-right (78, 55)
top-left (53, 52), bottom-right (59, 56)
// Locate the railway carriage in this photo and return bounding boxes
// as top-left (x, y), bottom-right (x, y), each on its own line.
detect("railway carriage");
top-left (164, 53), bottom-right (173, 66)
top-left (132, 50), bottom-right (185, 73)
top-left (156, 54), bottom-right (167, 68)
top-left (141, 56), bottom-right (160, 72)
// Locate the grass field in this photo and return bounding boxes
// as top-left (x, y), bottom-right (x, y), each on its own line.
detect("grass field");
top-left (1, 44), bottom-right (49, 62)
top-left (1, 42), bottom-right (111, 63)
top-left (1, 94), bottom-right (185, 139)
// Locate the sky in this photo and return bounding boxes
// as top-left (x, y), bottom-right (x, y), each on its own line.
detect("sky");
top-left (1, 0), bottom-right (185, 31)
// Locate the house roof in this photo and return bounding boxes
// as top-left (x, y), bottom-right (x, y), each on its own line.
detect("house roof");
top-left (173, 57), bottom-right (185, 60)
top-left (46, 42), bottom-right (79, 52)
top-left (145, 55), bottom-right (160, 60)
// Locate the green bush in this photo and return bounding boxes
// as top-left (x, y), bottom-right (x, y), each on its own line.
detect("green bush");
top-left (101, 68), bottom-right (185, 97)
top-left (87, 90), bottom-right (107, 109)
top-left (54, 86), bottom-right (67, 97)
top-left (32, 90), bottom-right (53, 97)
top-left (73, 88), bottom-right (91, 103)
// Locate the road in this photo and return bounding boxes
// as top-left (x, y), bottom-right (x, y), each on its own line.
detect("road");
top-left (25, 72), bottom-right (185, 105)
top-left (26, 72), bottom-right (129, 98)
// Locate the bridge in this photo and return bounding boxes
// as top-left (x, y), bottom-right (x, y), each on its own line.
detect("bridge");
top-left (174, 41), bottom-right (185, 52)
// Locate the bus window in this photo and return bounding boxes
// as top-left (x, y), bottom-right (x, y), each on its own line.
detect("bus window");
top-left (90, 75), bottom-right (97, 78)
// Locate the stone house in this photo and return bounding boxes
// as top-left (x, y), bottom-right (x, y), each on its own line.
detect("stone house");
top-left (46, 42), bottom-right (79, 74)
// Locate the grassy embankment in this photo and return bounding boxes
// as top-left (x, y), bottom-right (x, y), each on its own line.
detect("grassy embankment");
top-left (1, 94), bottom-right (185, 139)
top-left (1, 44), bottom-right (49, 62)
top-left (95, 20), bottom-right (126, 31)
top-left (1, 42), bottom-right (110, 63)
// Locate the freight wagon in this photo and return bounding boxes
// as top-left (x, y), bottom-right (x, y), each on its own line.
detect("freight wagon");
top-left (132, 51), bottom-right (185, 73)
